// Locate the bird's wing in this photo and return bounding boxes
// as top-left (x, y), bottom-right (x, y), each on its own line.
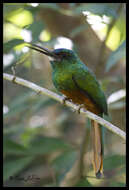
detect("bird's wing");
top-left (72, 65), bottom-right (107, 115)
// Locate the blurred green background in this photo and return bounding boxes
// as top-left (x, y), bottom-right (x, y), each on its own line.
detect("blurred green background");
top-left (3, 3), bottom-right (126, 187)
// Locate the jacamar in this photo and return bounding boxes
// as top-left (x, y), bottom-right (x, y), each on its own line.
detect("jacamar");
top-left (27, 43), bottom-right (108, 178)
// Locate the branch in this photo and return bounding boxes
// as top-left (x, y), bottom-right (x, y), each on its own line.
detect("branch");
top-left (3, 73), bottom-right (126, 141)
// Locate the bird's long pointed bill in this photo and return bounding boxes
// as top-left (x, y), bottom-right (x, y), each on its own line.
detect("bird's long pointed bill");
top-left (26, 43), bottom-right (56, 58)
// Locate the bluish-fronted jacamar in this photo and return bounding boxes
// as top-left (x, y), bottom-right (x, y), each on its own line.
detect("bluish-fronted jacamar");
top-left (27, 43), bottom-right (108, 178)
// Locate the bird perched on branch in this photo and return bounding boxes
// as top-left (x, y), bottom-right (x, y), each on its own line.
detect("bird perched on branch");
top-left (26, 43), bottom-right (108, 178)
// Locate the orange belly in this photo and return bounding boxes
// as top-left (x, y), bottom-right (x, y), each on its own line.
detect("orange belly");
top-left (61, 89), bottom-right (100, 115)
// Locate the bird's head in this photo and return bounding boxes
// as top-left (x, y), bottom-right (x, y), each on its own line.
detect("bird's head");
top-left (26, 43), bottom-right (79, 68)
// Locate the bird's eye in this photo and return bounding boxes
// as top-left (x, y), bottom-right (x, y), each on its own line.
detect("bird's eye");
top-left (56, 53), bottom-right (67, 59)
top-left (62, 54), bottom-right (67, 58)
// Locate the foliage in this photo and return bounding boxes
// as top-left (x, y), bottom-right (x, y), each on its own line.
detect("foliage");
top-left (106, 40), bottom-right (126, 72)
top-left (3, 3), bottom-right (126, 187)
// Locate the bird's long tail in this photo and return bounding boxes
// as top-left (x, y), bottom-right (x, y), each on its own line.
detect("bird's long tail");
top-left (91, 120), bottom-right (103, 178)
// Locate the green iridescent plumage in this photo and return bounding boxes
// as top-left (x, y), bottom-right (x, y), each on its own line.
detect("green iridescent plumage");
top-left (50, 48), bottom-right (107, 115)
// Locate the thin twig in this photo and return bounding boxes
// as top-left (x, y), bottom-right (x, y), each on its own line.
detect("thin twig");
top-left (3, 73), bottom-right (126, 141)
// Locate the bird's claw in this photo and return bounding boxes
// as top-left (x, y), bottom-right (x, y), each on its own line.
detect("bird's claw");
top-left (62, 96), bottom-right (71, 105)
top-left (77, 104), bottom-right (84, 114)
top-left (12, 76), bottom-right (17, 84)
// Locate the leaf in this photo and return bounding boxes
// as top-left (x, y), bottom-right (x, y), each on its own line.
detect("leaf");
top-left (9, 91), bottom-right (34, 109)
top-left (4, 91), bottom-right (34, 119)
top-left (27, 21), bottom-right (44, 42)
top-left (4, 39), bottom-right (25, 52)
top-left (4, 104), bottom-right (29, 119)
top-left (28, 136), bottom-right (73, 155)
top-left (3, 124), bottom-right (24, 135)
top-left (4, 139), bottom-right (28, 156)
top-left (109, 182), bottom-right (126, 187)
top-left (4, 4), bottom-right (24, 16)
top-left (52, 150), bottom-right (78, 184)
top-left (3, 156), bottom-right (34, 181)
top-left (74, 178), bottom-right (92, 187)
top-left (74, 3), bottom-right (117, 18)
top-left (106, 41), bottom-right (126, 72)
top-left (31, 98), bottom-right (56, 113)
top-left (104, 155), bottom-right (125, 170)
top-left (39, 3), bottom-right (60, 11)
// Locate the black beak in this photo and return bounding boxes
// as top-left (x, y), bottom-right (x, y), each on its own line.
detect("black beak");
top-left (26, 43), bottom-right (57, 59)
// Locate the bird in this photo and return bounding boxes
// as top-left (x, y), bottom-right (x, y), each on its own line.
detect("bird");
top-left (26, 43), bottom-right (108, 178)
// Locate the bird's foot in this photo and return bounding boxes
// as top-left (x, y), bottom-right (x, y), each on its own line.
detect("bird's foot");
top-left (61, 96), bottom-right (71, 105)
top-left (77, 104), bottom-right (85, 114)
